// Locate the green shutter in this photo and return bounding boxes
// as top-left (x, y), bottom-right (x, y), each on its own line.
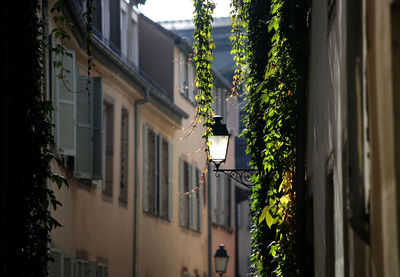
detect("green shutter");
top-left (167, 142), bottom-right (173, 221)
top-left (74, 76), bottom-right (94, 179)
top-left (143, 125), bottom-right (149, 212)
top-left (92, 77), bottom-right (104, 179)
top-left (54, 50), bottom-right (77, 156)
top-left (179, 158), bottom-right (184, 226)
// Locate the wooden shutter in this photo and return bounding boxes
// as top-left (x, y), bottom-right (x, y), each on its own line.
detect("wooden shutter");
top-left (179, 158), bottom-right (184, 226)
top-left (93, 0), bottom-right (102, 34)
top-left (198, 168), bottom-right (203, 232)
top-left (178, 53), bottom-right (184, 92)
top-left (167, 142), bottom-right (173, 221)
top-left (49, 250), bottom-right (63, 277)
top-left (156, 134), bottom-right (162, 216)
top-left (189, 163), bottom-right (194, 229)
top-left (74, 76), bottom-right (94, 179)
top-left (63, 256), bottom-right (73, 277)
top-left (88, 261), bottom-right (97, 277)
top-left (188, 64), bottom-right (194, 101)
top-left (92, 77), bottom-right (103, 180)
top-left (143, 125), bottom-right (149, 212)
top-left (110, 0), bottom-right (121, 50)
top-left (54, 50), bottom-right (77, 156)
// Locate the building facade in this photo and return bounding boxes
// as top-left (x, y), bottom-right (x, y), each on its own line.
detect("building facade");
top-left (307, 0), bottom-right (400, 276)
top-left (47, 1), bottom-right (238, 276)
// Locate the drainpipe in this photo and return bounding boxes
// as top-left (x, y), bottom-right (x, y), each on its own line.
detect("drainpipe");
top-left (208, 163), bottom-right (213, 276)
top-left (133, 88), bottom-right (149, 277)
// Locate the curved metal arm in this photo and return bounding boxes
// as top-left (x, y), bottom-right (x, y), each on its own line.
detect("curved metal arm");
top-left (213, 168), bottom-right (258, 188)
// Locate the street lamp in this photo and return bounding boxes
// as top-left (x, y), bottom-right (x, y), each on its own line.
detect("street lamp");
top-left (209, 115), bottom-right (230, 169)
top-left (214, 244), bottom-right (229, 276)
top-left (209, 115), bottom-right (258, 188)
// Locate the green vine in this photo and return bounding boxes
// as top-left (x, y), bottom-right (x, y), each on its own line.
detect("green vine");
top-left (192, 0), bottom-right (310, 275)
top-left (229, 0), bottom-right (247, 97)
top-left (192, 0), bottom-right (216, 161)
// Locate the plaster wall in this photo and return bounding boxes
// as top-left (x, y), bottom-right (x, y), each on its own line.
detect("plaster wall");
top-left (50, 25), bottom-right (144, 277)
top-left (307, 0), bottom-right (347, 276)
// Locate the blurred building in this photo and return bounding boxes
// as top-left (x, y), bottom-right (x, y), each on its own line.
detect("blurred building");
top-left (161, 17), bottom-right (252, 277)
top-left (47, 0), bottom-right (237, 276)
top-left (306, 0), bottom-right (400, 276)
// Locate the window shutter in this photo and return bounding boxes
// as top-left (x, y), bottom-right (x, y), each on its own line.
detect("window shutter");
top-left (93, 0), bottom-right (102, 34)
top-left (74, 76), bottom-right (94, 179)
top-left (189, 163), bottom-right (194, 230)
top-left (156, 134), bottom-right (162, 216)
top-left (109, 0), bottom-right (121, 50)
top-left (54, 50), bottom-right (77, 156)
top-left (49, 250), bottom-right (63, 277)
top-left (188, 64), bottom-right (194, 101)
top-left (178, 53), bottom-right (184, 92)
top-left (92, 77), bottom-right (104, 179)
top-left (179, 158), bottom-right (184, 226)
top-left (221, 176), bottom-right (226, 226)
top-left (143, 125), bottom-right (149, 212)
top-left (63, 256), bottom-right (73, 277)
top-left (198, 168), bottom-right (203, 232)
top-left (88, 261), bottom-right (97, 277)
top-left (167, 142), bottom-right (173, 221)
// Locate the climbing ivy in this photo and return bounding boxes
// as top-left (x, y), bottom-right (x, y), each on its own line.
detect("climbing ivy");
top-left (192, 0), bottom-right (216, 161)
top-left (192, 0), bottom-right (310, 275)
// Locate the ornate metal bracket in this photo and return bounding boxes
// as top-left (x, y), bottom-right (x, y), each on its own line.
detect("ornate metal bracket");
top-left (213, 168), bottom-right (258, 188)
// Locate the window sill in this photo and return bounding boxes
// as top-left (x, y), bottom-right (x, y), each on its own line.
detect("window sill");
top-left (143, 211), bottom-right (171, 222)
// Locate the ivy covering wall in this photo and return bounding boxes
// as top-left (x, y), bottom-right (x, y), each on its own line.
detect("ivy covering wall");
top-left (192, 0), bottom-right (311, 275)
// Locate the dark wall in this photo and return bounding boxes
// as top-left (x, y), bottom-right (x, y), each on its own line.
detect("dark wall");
top-left (138, 16), bottom-right (174, 100)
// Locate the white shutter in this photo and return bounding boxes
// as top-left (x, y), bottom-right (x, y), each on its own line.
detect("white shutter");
top-left (167, 142), bottom-right (173, 221)
top-left (74, 76), bottom-right (94, 179)
top-left (63, 256), bottom-right (73, 277)
top-left (157, 134), bottom-right (162, 216)
top-left (55, 50), bottom-right (77, 156)
top-left (179, 158), bottom-right (184, 226)
top-left (143, 125), bottom-right (149, 212)
top-left (88, 261), bottom-right (96, 277)
top-left (49, 250), bottom-right (63, 277)
top-left (92, 77), bottom-right (104, 179)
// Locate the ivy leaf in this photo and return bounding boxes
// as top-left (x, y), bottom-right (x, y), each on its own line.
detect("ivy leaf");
top-left (266, 210), bottom-right (274, 228)
top-left (259, 206), bottom-right (269, 224)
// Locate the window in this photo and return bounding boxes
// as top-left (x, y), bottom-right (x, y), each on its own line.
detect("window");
top-left (179, 159), bottom-right (203, 231)
top-left (49, 249), bottom-right (108, 277)
top-left (74, 76), bottom-right (103, 180)
top-left (179, 52), bottom-right (196, 102)
top-left (179, 52), bottom-right (189, 96)
top-left (52, 49), bottom-right (77, 156)
top-left (51, 41), bottom-right (104, 182)
top-left (143, 125), bottom-right (172, 220)
top-left (210, 168), bottom-right (232, 229)
top-left (119, 107), bottom-right (129, 204)
top-left (103, 100), bottom-right (114, 197)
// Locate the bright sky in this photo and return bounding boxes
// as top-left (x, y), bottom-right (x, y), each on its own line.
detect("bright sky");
top-left (138, 0), bottom-right (231, 22)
